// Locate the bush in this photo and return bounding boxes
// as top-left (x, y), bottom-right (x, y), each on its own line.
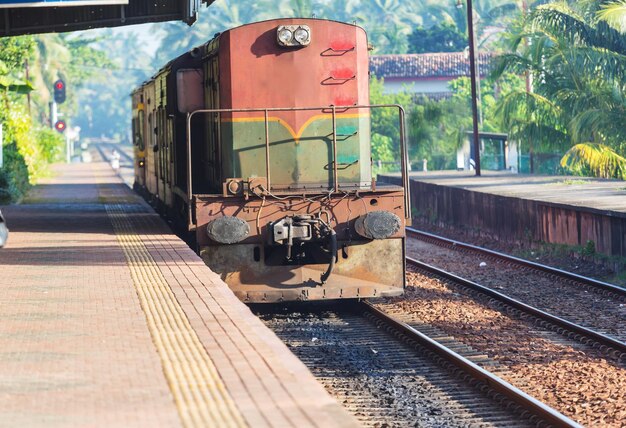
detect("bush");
top-left (0, 101), bottom-right (64, 203)
top-left (0, 142), bottom-right (30, 203)
top-left (36, 127), bottom-right (64, 163)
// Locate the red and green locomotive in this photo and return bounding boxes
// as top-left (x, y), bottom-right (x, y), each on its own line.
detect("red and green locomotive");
top-left (132, 18), bottom-right (411, 302)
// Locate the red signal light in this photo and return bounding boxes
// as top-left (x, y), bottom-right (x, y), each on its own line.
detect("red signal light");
top-left (53, 79), bottom-right (66, 104)
top-left (54, 120), bottom-right (66, 133)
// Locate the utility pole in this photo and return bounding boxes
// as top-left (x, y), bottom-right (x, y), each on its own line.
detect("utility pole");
top-left (466, 0), bottom-right (481, 176)
top-left (49, 101), bottom-right (58, 128)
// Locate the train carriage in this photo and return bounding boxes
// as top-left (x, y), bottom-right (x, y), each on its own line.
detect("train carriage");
top-left (133, 18), bottom-right (411, 302)
top-left (131, 89), bottom-right (146, 188)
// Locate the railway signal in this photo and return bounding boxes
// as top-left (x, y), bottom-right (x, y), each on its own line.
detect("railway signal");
top-left (53, 79), bottom-right (66, 104)
top-left (54, 120), bottom-right (66, 133)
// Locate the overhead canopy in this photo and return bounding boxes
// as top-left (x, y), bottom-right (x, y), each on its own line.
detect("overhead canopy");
top-left (0, 0), bottom-right (215, 36)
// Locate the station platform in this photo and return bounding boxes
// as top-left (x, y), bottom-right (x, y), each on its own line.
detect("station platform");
top-left (0, 160), bottom-right (358, 427)
top-left (379, 170), bottom-right (626, 258)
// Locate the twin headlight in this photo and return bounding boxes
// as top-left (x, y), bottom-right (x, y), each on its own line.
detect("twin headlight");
top-left (277, 25), bottom-right (311, 47)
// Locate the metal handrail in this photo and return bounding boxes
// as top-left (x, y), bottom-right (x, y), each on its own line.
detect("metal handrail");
top-left (185, 104), bottom-right (411, 229)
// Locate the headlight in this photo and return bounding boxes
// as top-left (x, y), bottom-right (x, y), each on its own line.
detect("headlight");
top-left (277, 28), bottom-right (293, 45)
top-left (277, 25), bottom-right (311, 47)
top-left (294, 27), bottom-right (310, 44)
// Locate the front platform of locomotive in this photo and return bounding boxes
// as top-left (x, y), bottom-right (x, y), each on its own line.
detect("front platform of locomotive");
top-left (188, 18), bottom-right (411, 302)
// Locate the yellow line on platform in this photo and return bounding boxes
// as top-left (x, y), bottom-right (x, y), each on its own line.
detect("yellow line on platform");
top-left (105, 204), bottom-right (247, 428)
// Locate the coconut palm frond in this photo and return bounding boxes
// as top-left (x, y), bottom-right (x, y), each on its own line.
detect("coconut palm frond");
top-left (509, 121), bottom-right (569, 151)
top-left (497, 90), bottom-right (560, 121)
top-left (559, 46), bottom-right (626, 84)
top-left (597, 0), bottom-right (626, 33)
top-left (561, 143), bottom-right (626, 179)
top-left (590, 21), bottom-right (626, 55)
top-left (570, 109), bottom-right (626, 144)
top-left (490, 53), bottom-right (535, 79)
top-left (531, 3), bottom-right (593, 45)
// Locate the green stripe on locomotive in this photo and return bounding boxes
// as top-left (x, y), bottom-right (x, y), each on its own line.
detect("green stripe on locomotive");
top-left (220, 115), bottom-right (372, 189)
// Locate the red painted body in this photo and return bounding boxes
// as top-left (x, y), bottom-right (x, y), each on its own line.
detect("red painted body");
top-left (217, 18), bottom-right (370, 131)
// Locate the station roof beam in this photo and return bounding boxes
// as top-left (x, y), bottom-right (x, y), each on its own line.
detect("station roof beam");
top-left (0, 0), bottom-right (215, 37)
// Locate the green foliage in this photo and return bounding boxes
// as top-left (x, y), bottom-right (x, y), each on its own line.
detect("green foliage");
top-left (29, 33), bottom-right (115, 125)
top-left (597, 0), bottom-right (626, 33)
top-left (371, 134), bottom-right (395, 172)
top-left (582, 239), bottom-right (596, 257)
top-left (72, 29), bottom-right (150, 141)
top-left (560, 143), bottom-right (626, 179)
top-left (36, 127), bottom-right (64, 163)
top-left (408, 23), bottom-right (467, 53)
top-left (0, 37), bottom-right (35, 94)
top-left (0, 36), bottom-right (35, 69)
top-left (0, 34), bottom-right (67, 201)
top-left (493, 1), bottom-right (626, 177)
top-left (0, 99), bottom-right (65, 202)
top-left (369, 77), bottom-right (412, 172)
top-left (0, 142), bottom-right (29, 204)
top-left (151, 0), bottom-right (518, 62)
top-left (407, 72), bottom-right (524, 171)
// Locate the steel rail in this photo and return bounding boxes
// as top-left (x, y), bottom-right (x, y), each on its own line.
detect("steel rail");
top-left (406, 256), bottom-right (626, 356)
top-left (407, 227), bottom-right (626, 297)
top-left (359, 301), bottom-right (582, 428)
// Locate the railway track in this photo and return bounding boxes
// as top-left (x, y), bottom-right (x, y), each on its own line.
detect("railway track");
top-left (95, 142), bottom-right (135, 186)
top-left (407, 228), bottom-right (626, 297)
top-left (255, 301), bottom-right (579, 428)
top-left (392, 231), bottom-right (626, 426)
top-left (406, 228), bottom-right (626, 358)
top-left (95, 141), bottom-right (134, 163)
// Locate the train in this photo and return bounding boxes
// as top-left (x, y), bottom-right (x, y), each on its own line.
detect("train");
top-left (131, 18), bottom-right (411, 302)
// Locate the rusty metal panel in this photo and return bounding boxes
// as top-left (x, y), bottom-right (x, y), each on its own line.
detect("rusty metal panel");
top-left (194, 190), bottom-right (406, 247)
top-left (200, 239), bottom-right (405, 302)
top-left (193, 190), bottom-right (406, 302)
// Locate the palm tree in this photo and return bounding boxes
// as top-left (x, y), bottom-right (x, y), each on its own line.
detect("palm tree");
top-left (346, 0), bottom-right (425, 53)
top-left (493, 0), bottom-right (626, 177)
top-left (597, 0), bottom-right (626, 32)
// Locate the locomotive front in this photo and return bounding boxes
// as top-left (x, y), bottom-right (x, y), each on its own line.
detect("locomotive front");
top-left (180, 19), bottom-right (410, 302)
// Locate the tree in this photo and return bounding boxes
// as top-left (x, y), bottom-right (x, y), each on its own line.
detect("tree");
top-left (0, 37), bottom-right (34, 95)
top-left (72, 29), bottom-right (151, 140)
top-left (408, 23), bottom-right (467, 53)
top-left (0, 36), bottom-right (66, 202)
top-left (369, 78), bottom-right (413, 171)
top-left (597, 0), bottom-right (626, 32)
top-left (493, 1), bottom-right (626, 177)
top-left (344, 0), bottom-right (425, 53)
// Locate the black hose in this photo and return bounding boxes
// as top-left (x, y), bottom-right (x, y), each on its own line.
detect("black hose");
top-left (320, 229), bottom-right (337, 284)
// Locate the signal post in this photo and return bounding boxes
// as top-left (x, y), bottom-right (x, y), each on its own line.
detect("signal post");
top-left (49, 78), bottom-right (71, 161)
